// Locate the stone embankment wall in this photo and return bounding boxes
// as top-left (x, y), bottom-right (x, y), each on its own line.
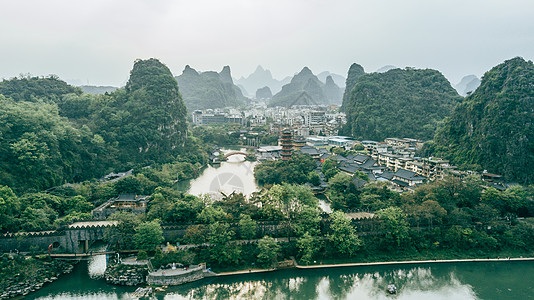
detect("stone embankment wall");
top-left (0, 224), bottom-right (110, 254)
top-left (147, 267), bottom-right (205, 285)
top-left (104, 263), bottom-right (148, 286)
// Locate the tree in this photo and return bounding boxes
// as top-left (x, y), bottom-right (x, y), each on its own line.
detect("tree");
top-left (327, 211), bottom-right (361, 256)
top-left (257, 236), bottom-right (281, 268)
top-left (294, 206), bottom-right (321, 236)
top-left (419, 200), bottom-right (447, 228)
top-left (308, 172), bottom-right (321, 186)
top-left (183, 224), bottom-right (207, 244)
top-left (238, 214), bottom-right (257, 240)
top-left (376, 207), bottom-right (410, 247)
top-left (207, 222), bottom-right (240, 265)
top-left (297, 232), bottom-right (318, 265)
top-left (104, 212), bottom-right (141, 250)
top-left (134, 220), bottom-right (164, 251)
top-left (197, 206), bottom-right (227, 224)
top-left (0, 186), bottom-right (20, 231)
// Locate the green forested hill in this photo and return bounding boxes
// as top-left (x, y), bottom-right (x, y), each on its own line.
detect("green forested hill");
top-left (342, 68), bottom-right (462, 141)
top-left (0, 58), bottom-right (192, 192)
top-left (175, 65), bottom-right (247, 111)
top-left (0, 75), bottom-right (82, 102)
top-left (427, 57), bottom-right (534, 183)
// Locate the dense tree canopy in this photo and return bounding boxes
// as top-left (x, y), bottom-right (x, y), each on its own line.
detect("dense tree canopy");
top-left (342, 68), bottom-right (462, 141)
top-left (0, 75), bottom-right (82, 102)
top-left (427, 57), bottom-right (534, 183)
top-left (0, 97), bottom-right (109, 191)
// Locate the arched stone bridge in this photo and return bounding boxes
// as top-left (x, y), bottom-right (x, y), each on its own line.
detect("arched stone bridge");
top-left (223, 151), bottom-right (249, 159)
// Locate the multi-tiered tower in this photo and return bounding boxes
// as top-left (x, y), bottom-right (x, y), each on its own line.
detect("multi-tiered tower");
top-left (280, 129), bottom-right (293, 161)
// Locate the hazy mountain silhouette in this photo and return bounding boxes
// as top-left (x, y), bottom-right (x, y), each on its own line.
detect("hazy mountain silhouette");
top-left (256, 86), bottom-right (272, 100)
top-left (376, 65), bottom-right (397, 73)
top-left (235, 65), bottom-right (291, 97)
top-left (317, 71), bottom-right (346, 87)
top-left (79, 85), bottom-right (118, 95)
top-left (269, 67), bottom-right (342, 107)
top-left (454, 75), bottom-right (481, 96)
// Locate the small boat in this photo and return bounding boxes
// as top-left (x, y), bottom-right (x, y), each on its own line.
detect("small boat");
top-left (387, 284), bottom-right (397, 294)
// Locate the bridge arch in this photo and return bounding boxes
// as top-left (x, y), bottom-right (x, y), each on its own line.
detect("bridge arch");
top-left (223, 151), bottom-right (248, 159)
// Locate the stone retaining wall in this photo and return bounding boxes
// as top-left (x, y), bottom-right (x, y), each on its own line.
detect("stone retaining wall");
top-left (146, 267), bottom-right (205, 285)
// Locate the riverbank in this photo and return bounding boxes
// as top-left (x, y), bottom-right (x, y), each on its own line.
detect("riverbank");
top-left (0, 256), bottom-right (74, 300)
top-left (214, 256), bottom-right (534, 277)
top-left (295, 256), bottom-right (534, 269)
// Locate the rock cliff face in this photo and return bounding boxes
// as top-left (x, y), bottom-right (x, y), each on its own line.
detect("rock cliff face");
top-left (342, 67), bottom-right (461, 141)
top-left (324, 75), bottom-right (343, 105)
top-left (341, 63), bottom-right (366, 111)
top-left (430, 57), bottom-right (534, 183)
top-left (269, 67), bottom-right (342, 107)
top-left (176, 65), bottom-right (247, 110)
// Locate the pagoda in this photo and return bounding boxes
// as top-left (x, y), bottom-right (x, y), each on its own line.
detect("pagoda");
top-left (280, 129), bottom-right (293, 161)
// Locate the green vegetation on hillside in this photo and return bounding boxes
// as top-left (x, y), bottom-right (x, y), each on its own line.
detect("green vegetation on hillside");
top-left (0, 97), bottom-right (110, 191)
top-left (342, 68), bottom-right (462, 141)
top-left (0, 75), bottom-right (82, 102)
top-left (340, 63), bottom-right (365, 110)
top-left (426, 57), bottom-right (534, 184)
top-left (0, 58), bottom-right (200, 196)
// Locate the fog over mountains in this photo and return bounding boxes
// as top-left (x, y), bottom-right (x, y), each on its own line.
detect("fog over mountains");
top-left (454, 75), bottom-right (481, 96)
top-left (234, 66), bottom-right (291, 97)
top-left (235, 66), bottom-right (346, 102)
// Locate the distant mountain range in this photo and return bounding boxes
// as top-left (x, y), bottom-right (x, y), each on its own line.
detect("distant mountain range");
top-left (79, 85), bottom-right (118, 95)
top-left (175, 65), bottom-right (248, 111)
top-left (317, 71), bottom-right (346, 88)
top-left (235, 66), bottom-right (346, 100)
top-left (454, 75), bottom-right (481, 96)
top-left (375, 65), bottom-right (397, 73)
top-left (234, 66), bottom-right (291, 97)
top-left (268, 67), bottom-right (343, 107)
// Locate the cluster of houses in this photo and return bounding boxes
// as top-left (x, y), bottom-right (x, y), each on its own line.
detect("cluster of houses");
top-left (256, 134), bottom-right (499, 193)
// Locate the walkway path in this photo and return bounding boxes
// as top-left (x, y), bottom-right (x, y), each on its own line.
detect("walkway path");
top-left (295, 257), bottom-right (534, 269)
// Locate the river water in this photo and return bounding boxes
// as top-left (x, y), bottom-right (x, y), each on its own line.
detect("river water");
top-left (30, 258), bottom-right (534, 299)
top-left (177, 149), bottom-right (258, 200)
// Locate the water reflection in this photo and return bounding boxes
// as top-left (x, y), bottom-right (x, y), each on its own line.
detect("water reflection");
top-left (31, 261), bottom-right (534, 299)
top-left (186, 149), bottom-right (258, 199)
top-left (88, 244), bottom-right (108, 279)
top-left (163, 266), bottom-right (479, 300)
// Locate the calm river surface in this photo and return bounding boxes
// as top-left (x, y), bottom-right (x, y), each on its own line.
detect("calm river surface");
top-left (177, 149), bottom-right (258, 199)
top-left (30, 257), bottom-right (534, 299)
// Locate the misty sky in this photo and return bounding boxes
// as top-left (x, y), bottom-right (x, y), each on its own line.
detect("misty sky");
top-left (1, 0), bottom-right (533, 86)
